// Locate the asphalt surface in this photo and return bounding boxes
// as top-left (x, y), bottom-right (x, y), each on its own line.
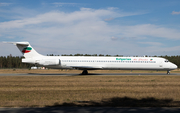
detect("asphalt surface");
top-left (0, 107), bottom-right (180, 113)
top-left (0, 73), bottom-right (180, 76)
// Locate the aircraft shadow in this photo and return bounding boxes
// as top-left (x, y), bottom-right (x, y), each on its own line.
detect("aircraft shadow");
top-left (27, 73), bottom-right (101, 76)
top-left (1, 97), bottom-right (180, 113)
top-left (27, 73), bottom-right (176, 76)
top-left (47, 96), bottom-right (180, 107)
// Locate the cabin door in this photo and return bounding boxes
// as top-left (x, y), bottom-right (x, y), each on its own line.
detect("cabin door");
top-left (159, 61), bottom-right (163, 67)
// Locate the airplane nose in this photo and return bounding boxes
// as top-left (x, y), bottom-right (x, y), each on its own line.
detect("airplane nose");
top-left (171, 64), bottom-right (178, 69)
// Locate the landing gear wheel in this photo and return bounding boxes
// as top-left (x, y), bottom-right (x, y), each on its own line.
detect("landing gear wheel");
top-left (167, 70), bottom-right (170, 74)
top-left (82, 70), bottom-right (88, 75)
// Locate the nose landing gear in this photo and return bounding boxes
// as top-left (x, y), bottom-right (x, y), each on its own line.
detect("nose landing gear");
top-left (167, 70), bottom-right (170, 74)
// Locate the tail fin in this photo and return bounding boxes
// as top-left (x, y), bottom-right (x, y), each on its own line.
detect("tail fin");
top-left (4, 42), bottom-right (43, 58)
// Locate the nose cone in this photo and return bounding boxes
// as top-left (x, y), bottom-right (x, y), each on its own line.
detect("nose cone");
top-left (171, 63), bottom-right (178, 70)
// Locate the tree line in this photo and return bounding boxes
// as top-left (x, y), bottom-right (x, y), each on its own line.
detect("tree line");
top-left (0, 56), bottom-right (33, 68)
top-left (0, 55), bottom-right (180, 68)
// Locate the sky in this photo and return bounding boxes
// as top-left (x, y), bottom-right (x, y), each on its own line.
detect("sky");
top-left (0, 0), bottom-right (180, 56)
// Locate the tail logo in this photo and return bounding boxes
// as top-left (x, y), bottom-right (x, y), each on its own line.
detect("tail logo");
top-left (22, 47), bottom-right (32, 53)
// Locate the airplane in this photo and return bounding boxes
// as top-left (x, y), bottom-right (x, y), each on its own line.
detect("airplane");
top-left (4, 42), bottom-right (177, 74)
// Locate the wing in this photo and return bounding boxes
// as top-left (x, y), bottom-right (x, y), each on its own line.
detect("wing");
top-left (71, 66), bottom-right (102, 70)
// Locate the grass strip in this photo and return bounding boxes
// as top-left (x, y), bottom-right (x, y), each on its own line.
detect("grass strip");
top-left (0, 75), bottom-right (180, 107)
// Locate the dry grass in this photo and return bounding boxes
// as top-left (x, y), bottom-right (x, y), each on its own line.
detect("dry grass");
top-left (0, 75), bottom-right (180, 107)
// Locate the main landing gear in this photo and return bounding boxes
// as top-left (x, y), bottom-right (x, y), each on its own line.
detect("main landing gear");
top-left (167, 70), bottom-right (170, 74)
top-left (82, 70), bottom-right (88, 75)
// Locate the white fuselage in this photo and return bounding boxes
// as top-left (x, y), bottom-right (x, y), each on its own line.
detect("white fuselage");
top-left (22, 56), bottom-right (177, 71)
top-left (5, 41), bottom-right (177, 74)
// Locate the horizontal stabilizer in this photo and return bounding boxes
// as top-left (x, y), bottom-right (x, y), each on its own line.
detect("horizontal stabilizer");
top-left (3, 42), bottom-right (29, 46)
top-left (4, 41), bottom-right (43, 58)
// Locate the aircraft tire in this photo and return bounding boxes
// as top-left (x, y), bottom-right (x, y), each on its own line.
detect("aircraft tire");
top-left (82, 70), bottom-right (88, 75)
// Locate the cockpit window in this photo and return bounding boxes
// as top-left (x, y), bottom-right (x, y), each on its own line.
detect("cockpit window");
top-left (165, 60), bottom-right (169, 63)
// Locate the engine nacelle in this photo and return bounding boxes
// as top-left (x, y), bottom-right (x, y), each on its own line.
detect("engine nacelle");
top-left (38, 59), bottom-right (60, 66)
